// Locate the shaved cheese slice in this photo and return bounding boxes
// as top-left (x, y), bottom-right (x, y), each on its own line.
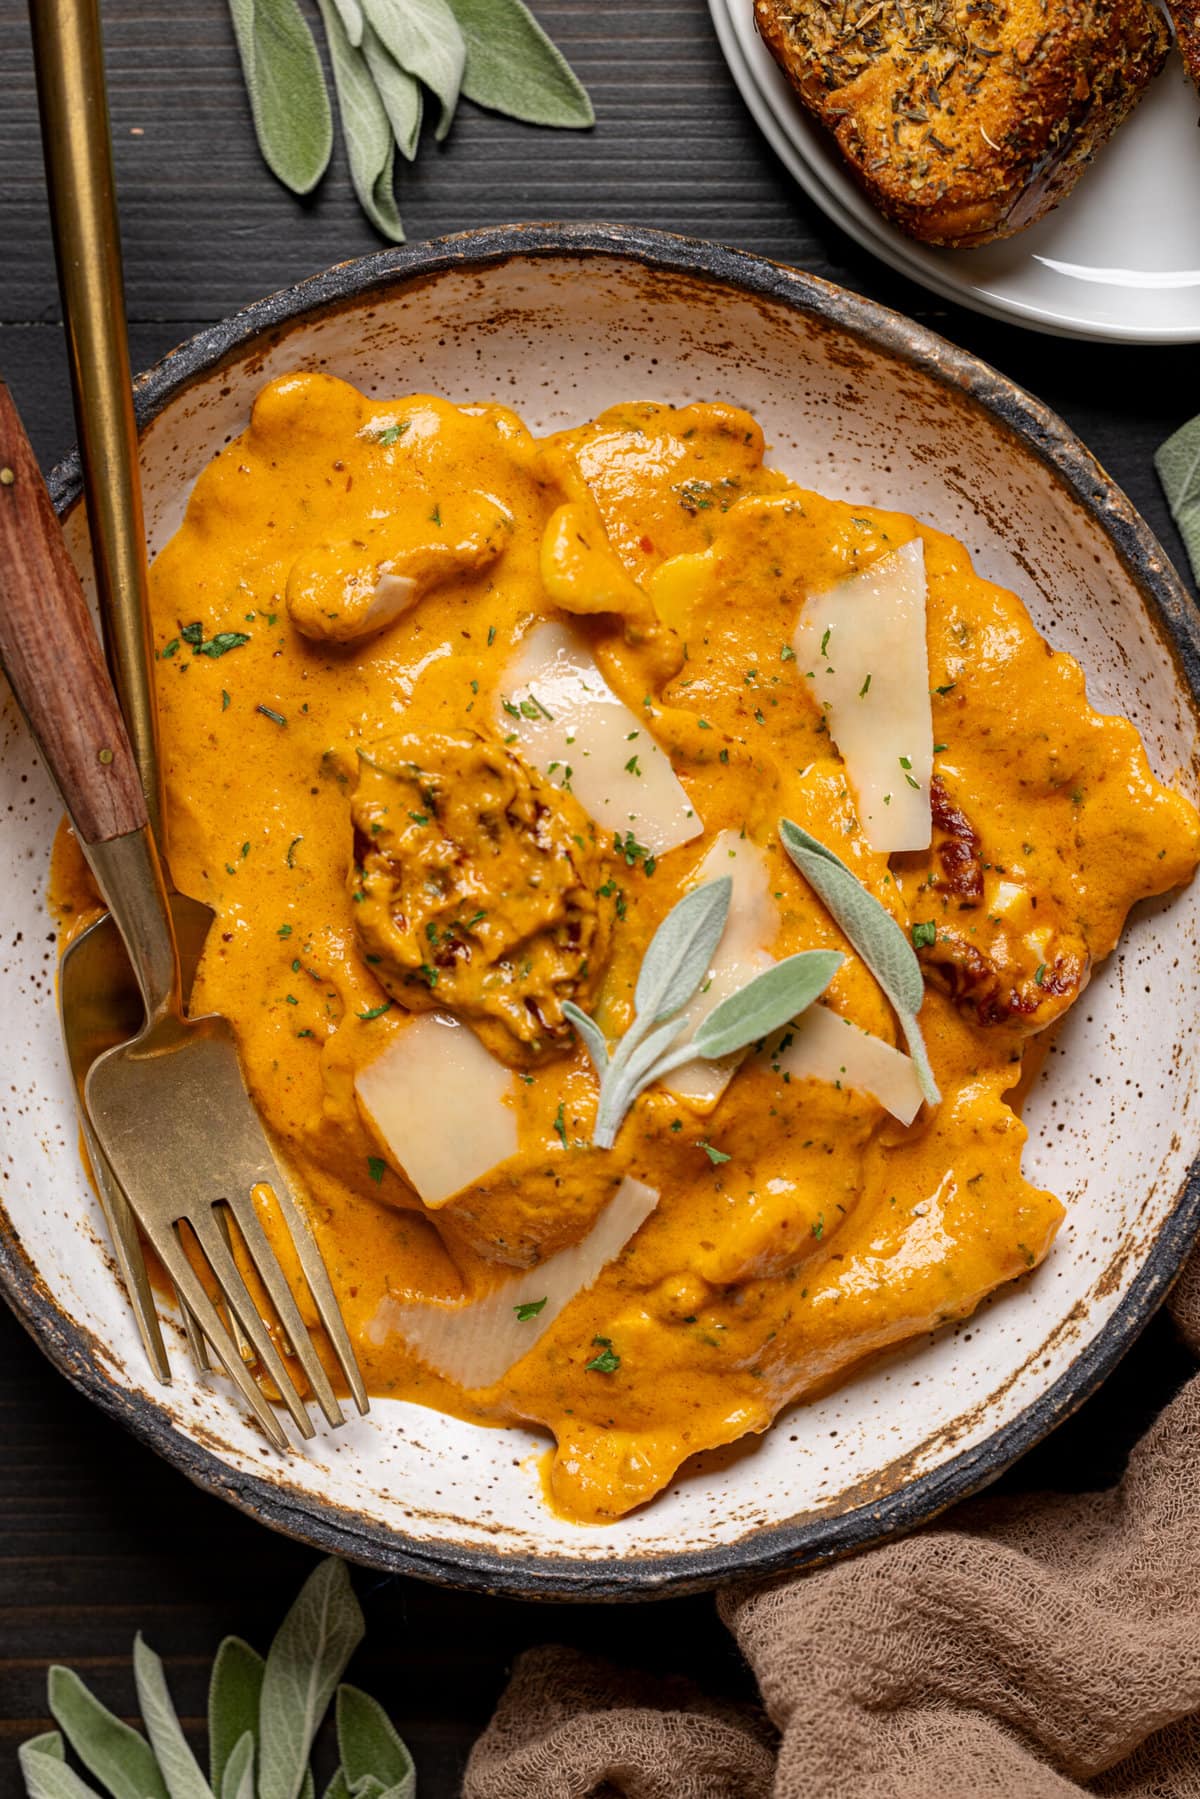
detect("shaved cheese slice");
top-left (379, 1175), bottom-right (659, 1388)
top-left (355, 1014), bottom-right (517, 1207)
top-left (661, 831), bottom-right (777, 1109)
top-left (502, 620), bottom-right (701, 854)
top-left (794, 538), bottom-right (932, 855)
top-left (770, 1003), bottom-right (923, 1126)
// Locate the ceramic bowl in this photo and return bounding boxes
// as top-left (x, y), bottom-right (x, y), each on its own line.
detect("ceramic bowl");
top-left (3, 225), bottom-right (1199, 1599)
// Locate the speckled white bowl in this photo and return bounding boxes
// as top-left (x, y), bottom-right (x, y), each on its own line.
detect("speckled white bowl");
top-left (3, 225), bottom-right (1199, 1599)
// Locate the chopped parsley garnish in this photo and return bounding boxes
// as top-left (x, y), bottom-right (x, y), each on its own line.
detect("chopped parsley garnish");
top-left (700, 1141), bottom-right (731, 1165)
top-left (515, 1298), bottom-right (548, 1322)
top-left (408, 811), bottom-right (430, 825)
top-left (780, 644), bottom-right (796, 661)
top-left (256, 704), bottom-right (287, 726)
top-left (911, 921), bottom-right (937, 948)
top-left (180, 621), bottom-right (204, 647)
top-left (614, 830), bottom-right (657, 875)
top-left (374, 423), bottom-right (409, 445)
top-left (161, 639), bottom-right (179, 659)
top-left (367, 1156), bottom-right (387, 1183)
top-left (197, 631), bottom-right (251, 659)
top-left (221, 690), bottom-right (231, 711)
top-left (935, 682), bottom-right (956, 695)
top-left (1035, 963), bottom-right (1047, 986)
top-left (820, 626), bottom-right (831, 657)
top-left (553, 1102), bottom-right (567, 1148)
top-left (277, 924), bottom-right (292, 938)
top-left (859, 673), bottom-right (872, 697)
top-left (418, 964), bottom-right (438, 988)
top-left (286, 836), bottom-right (302, 868)
top-left (811, 1214), bottom-right (824, 1240)
top-left (624, 755), bottom-right (642, 775)
top-left (357, 1001), bottom-right (392, 1020)
top-left (585, 1336), bottom-right (621, 1374)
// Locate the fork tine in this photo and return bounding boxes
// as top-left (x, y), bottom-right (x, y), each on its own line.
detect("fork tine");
top-left (221, 1190), bottom-right (345, 1429)
top-left (84, 1118), bottom-right (171, 1384)
top-left (187, 1207), bottom-right (316, 1441)
top-left (213, 1207), bottom-right (258, 1367)
top-left (150, 1224), bottom-right (290, 1450)
top-left (178, 1294), bottom-right (211, 1372)
top-left (265, 1179), bottom-right (369, 1416)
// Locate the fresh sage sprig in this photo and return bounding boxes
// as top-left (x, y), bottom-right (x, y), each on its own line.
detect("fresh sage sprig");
top-left (227, 0), bottom-right (594, 240)
top-left (779, 819), bottom-right (940, 1107)
top-left (19, 1560), bottom-right (416, 1799)
top-left (1156, 413), bottom-right (1200, 588)
top-left (564, 875), bottom-right (843, 1148)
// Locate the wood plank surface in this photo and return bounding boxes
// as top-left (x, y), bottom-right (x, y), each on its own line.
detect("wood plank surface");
top-left (1, 0), bottom-right (1198, 1791)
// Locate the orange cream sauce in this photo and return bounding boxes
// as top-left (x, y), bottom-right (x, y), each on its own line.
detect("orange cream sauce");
top-left (51, 374), bottom-right (1200, 1522)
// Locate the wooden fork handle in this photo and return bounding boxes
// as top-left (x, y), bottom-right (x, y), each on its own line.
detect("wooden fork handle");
top-left (0, 380), bottom-right (146, 845)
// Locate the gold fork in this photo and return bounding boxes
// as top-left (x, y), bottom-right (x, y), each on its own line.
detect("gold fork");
top-left (0, 383), bottom-right (369, 1450)
top-left (30, 0), bottom-right (216, 1382)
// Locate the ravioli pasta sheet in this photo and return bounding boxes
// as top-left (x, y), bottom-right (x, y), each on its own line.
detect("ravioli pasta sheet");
top-left (52, 375), bottom-right (1200, 1521)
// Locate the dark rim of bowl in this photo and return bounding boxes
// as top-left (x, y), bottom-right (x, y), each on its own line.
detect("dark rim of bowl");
top-left (8, 221), bottom-right (1199, 1601)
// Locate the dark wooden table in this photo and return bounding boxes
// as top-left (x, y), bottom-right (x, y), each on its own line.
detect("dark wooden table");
top-left (2, 4), bottom-right (1198, 1792)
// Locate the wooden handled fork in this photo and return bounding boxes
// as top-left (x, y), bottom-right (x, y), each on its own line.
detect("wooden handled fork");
top-left (0, 382), bottom-right (369, 1449)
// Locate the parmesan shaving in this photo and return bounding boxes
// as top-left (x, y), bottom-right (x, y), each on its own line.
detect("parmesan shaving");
top-left (794, 538), bottom-right (932, 854)
top-left (376, 1175), bottom-right (659, 1388)
top-left (502, 620), bottom-right (701, 854)
top-left (355, 1014), bottom-right (517, 1207)
top-left (769, 1002), bottom-right (923, 1125)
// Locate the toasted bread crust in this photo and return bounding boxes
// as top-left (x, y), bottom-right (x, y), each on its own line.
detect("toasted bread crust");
top-left (1165, 1), bottom-right (1200, 88)
top-left (754, 0), bottom-right (1169, 247)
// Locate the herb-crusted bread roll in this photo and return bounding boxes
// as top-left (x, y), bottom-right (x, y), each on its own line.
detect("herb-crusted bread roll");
top-left (754, 0), bottom-right (1169, 248)
top-left (1165, 1), bottom-right (1200, 88)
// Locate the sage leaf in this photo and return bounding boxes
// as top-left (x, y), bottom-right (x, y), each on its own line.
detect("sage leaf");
top-left (48, 1666), bottom-right (168, 1799)
top-left (226, 0), bottom-right (333, 195)
top-left (779, 819), bottom-right (939, 1106)
top-left (317, 0), bottom-right (405, 240)
top-left (330, 0), bottom-right (364, 45)
top-left (688, 950), bottom-right (843, 1061)
top-left (132, 1636), bottom-right (215, 1799)
top-left (220, 1735), bottom-right (255, 1799)
top-left (446, 0), bottom-right (594, 127)
top-left (593, 1013), bottom-right (688, 1148)
top-left (1156, 413), bottom-right (1200, 588)
top-left (360, 0), bottom-right (465, 139)
top-left (20, 1735), bottom-right (64, 1763)
top-left (361, 26), bottom-right (424, 160)
top-left (258, 1559), bottom-right (365, 1799)
top-left (337, 1685), bottom-right (416, 1798)
top-left (561, 1000), bottom-right (608, 1075)
top-left (208, 1637), bottom-right (265, 1795)
top-left (18, 1743), bottom-right (101, 1799)
top-left (632, 875), bottom-right (731, 1033)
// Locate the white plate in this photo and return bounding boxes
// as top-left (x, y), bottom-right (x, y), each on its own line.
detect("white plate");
top-left (3, 228), bottom-right (1199, 1597)
top-left (710, 0), bottom-right (1200, 343)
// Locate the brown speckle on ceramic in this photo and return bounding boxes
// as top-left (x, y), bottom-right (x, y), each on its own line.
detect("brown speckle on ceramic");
top-left (1, 225), bottom-right (1198, 1600)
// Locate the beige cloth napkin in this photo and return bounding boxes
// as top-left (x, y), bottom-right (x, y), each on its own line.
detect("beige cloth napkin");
top-left (464, 1250), bottom-right (1200, 1798)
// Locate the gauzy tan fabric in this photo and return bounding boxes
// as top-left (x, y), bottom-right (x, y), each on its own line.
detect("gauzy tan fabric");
top-left (463, 1251), bottom-right (1200, 1799)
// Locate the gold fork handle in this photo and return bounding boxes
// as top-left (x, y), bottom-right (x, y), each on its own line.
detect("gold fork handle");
top-left (0, 384), bottom-right (180, 1024)
top-left (27, 0), bottom-right (162, 841)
